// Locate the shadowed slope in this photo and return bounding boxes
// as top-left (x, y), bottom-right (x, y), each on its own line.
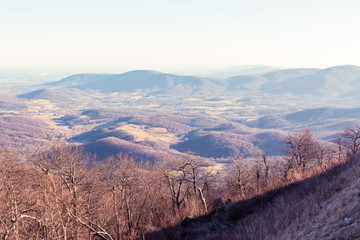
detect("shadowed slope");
top-left (146, 158), bottom-right (360, 240)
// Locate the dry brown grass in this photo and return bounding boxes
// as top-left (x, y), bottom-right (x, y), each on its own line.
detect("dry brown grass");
top-left (216, 160), bottom-right (360, 240)
top-left (146, 155), bottom-right (359, 240)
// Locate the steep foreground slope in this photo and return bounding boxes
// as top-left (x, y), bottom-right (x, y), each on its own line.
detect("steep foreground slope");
top-left (147, 159), bottom-right (360, 240)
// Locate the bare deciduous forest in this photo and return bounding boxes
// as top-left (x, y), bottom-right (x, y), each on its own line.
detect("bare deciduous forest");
top-left (1, 126), bottom-right (359, 240)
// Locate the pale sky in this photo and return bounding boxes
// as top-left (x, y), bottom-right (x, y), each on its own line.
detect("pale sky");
top-left (1, 0), bottom-right (360, 70)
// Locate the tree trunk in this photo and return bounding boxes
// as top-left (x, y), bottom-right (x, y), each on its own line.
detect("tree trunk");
top-left (197, 188), bottom-right (207, 214)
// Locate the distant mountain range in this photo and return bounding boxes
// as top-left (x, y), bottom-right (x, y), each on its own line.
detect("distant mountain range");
top-left (171, 64), bottom-right (282, 78)
top-left (268, 65), bottom-right (360, 96)
top-left (246, 106), bottom-right (360, 139)
top-left (36, 65), bottom-right (360, 98)
top-left (44, 70), bottom-right (224, 95)
top-left (227, 68), bottom-right (320, 92)
top-left (227, 65), bottom-right (360, 97)
top-left (7, 65), bottom-right (360, 161)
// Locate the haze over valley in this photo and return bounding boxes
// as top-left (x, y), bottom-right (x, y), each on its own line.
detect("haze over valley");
top-left (2, 64), bottom-right (360, 166)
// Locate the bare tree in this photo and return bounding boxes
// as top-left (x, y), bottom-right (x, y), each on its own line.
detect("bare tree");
top-left (284, 129), bottom-right (317, 174)
top-left (338, 126), bottom-right (360, 160)
top-left (160, 159), bottom-right (190, 215)
top-left (0, 147), bottom-right (40, 240)
top-left (228, 154), bottom-right (248, 197)
top-left (312, 140), bottom-right (336, 172)
top-left (32, 144), bottom-right (113, 240)
top-left (98, 154), bottom-right (155, 239)
top-left (183, 156), bottom-right (213, 214)
top-left (333, 134), bottom-right (346, 163)
top-left (253, 148), bottom-right (270, 186)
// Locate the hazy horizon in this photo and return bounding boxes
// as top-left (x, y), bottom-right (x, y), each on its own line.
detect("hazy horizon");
top-left (1, 1), bottom-right (360, 69)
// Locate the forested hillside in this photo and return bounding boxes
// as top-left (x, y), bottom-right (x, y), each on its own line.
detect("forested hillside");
top-left (0, 126), bottom-right (359, 239)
